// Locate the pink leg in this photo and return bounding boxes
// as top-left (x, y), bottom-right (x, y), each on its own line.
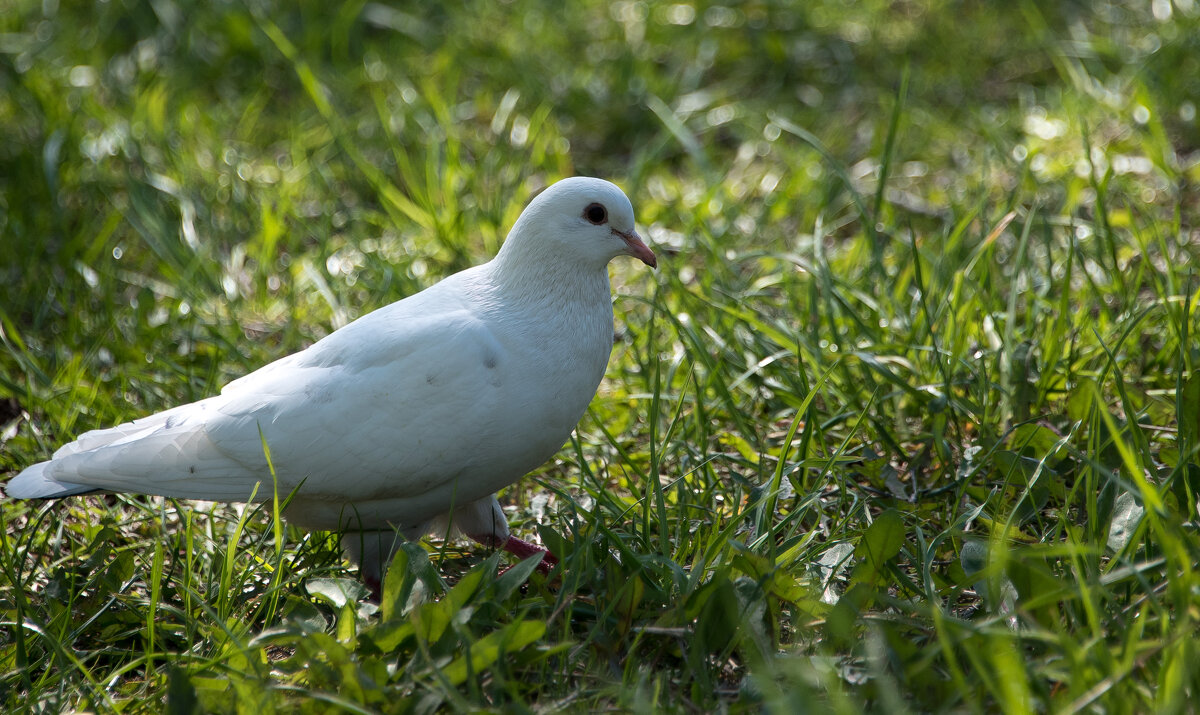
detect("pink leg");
top-left (467, 533), bottom-right (557, 576)
top-left (502, 535), bottom-right (558, 574)
top-left (484, 537), bottom-right (554, 575)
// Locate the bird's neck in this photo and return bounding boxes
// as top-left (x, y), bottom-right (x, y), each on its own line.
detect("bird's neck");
top-left (486, 249), bottom-right (613, 311)
top-left (469, 255), bottom-right (615, 364)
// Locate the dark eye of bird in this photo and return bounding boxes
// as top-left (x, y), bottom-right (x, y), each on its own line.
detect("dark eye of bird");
top-left (584, 203), bottom-right (607, 225)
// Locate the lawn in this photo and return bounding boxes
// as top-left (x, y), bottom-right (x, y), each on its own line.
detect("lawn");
top-left (2, 0), bottom-right (1199, 712)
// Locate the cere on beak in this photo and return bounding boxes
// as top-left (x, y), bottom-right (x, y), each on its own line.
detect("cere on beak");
top-left (614, 228), bottom-right (657, 268)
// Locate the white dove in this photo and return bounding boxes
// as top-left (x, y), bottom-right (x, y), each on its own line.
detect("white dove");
top-left (5, 176), bottom-right (656, 589)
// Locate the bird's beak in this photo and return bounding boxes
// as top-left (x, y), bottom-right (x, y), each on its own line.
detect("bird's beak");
top-left (614, 228), bottom-right (657, 268)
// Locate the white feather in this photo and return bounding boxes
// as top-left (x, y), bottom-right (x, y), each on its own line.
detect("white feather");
top-left (5, 177), bottom-right (655, 576)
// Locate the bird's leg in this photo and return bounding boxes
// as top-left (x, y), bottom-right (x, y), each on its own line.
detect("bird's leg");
top-left (456, 497), bottom-right (557, 576)
top-left (467, 532), bottom-right (557, 575)
top-left (502, 535), bottom-right (558, 575)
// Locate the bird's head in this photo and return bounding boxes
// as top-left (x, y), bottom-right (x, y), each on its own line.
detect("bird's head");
top-left (501, 177), bottom-right (657, 270)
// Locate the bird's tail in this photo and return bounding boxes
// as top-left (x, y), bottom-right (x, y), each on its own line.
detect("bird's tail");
top-left (4, 462), bottom-right (97, 499)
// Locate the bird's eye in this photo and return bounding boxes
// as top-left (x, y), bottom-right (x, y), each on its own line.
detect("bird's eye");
top-left (583, 203), bottom-right (608, 225)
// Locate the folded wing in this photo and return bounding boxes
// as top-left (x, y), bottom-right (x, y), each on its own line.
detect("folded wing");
top-left (7, 303), bottom-right (510, 504)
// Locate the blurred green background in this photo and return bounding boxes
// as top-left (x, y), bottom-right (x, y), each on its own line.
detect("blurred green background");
top-left (4, 2), bottom-right (1195, 383)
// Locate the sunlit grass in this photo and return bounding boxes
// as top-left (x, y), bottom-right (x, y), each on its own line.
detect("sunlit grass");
top-left (3, 0), bottom-right (1200, 712)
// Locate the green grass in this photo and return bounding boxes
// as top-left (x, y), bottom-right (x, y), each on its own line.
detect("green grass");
top-left (3, 0), bottom-right (1200, 711)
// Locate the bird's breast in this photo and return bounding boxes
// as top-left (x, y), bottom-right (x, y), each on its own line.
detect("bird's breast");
top-left (499, 300), bottom-right (613, 424)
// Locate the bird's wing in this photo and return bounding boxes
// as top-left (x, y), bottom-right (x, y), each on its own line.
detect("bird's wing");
top-left (9, 301), bottom-right (514, 504)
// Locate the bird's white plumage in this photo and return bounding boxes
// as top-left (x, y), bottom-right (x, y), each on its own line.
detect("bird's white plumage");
top-left (6, 177), bottom-right (655, 581)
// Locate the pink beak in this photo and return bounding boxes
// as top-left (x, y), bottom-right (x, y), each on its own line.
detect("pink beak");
top-left (615, 228), bottom-right (657, 268)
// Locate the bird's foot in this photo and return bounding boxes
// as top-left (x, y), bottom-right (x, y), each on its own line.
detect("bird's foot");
top-left (501, 534), bottom-right (558, 575)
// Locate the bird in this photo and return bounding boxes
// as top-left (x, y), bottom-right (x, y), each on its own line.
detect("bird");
top-left (5, 176), bottom-right (657, 591)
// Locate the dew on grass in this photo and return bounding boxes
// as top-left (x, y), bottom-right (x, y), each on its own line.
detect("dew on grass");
top-left (759, 172), bottom-right (780, 194)
top-left (68, 65), bottom-right (95, 87)
top-left (662, 4), bottom-right (695, 25)
top-left (706, 105), bottom-right (735, 126)
top-left (510, 115), bottom-right (529, 146)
